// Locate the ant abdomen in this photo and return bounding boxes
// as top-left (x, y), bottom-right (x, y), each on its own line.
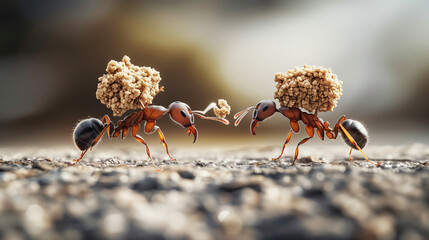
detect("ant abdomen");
top-left (73, 118), bottom-right (105, 151)
top-left (340, 119), bottom-right (368, 149)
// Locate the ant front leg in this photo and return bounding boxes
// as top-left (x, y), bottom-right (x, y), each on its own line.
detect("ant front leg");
top-left (131, 124), bottom-right (162, 172)
top-left (155, 126), bottom-right (177, 161)
top-left (272, 129), bottom-right (293, 161)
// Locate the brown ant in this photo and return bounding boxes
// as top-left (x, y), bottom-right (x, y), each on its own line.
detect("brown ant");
top-left (234, 100), bottom-right (381, 166)
top-left (72, 101), bottom-right (228, 171)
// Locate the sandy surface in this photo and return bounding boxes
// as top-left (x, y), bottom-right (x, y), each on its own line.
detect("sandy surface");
top-left (0, 144), bottom-right (428, 240)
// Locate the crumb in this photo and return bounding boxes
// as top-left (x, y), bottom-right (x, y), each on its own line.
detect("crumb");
top-left (95, 56), bottom-right (163, 116)
top-left (274, 65), bottom-right (343, 112)
top-left (213, 99), bottom-right (231, 118)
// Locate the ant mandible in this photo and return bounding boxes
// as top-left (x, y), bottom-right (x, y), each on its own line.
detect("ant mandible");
top-left (234, 100), bottom-right (381, 166)
top-left (72, 101), bottom-right (229, 171)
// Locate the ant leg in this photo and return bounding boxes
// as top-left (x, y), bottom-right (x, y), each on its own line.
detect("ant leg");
top-left (272, 129), bottom-right (293, 161)
top-left (155, 126), bottom-right (177, 161)
top-left (132, 124), bottom-right (162, 172)
top-left (100, 115), bottom-right (115, 137)
top-left (100, 115), bottom-right (111, 124)
top-left (99, 115), bottom-right (113, 136)
top-left (134, 134), bottom-right (162, 172)
top-left (69, 149), bottom-right (89, 165)
top-left (89, 123), bottom-right (111, 151)
top-left (292, 137), bottom-right (312, 165)
top-left (348, 148), bottom-right (353, 161)
top-left (339, 125), bottom-right (381, 166)
top-left (333, 116), bottom-right (347, 138)
top-left (326, 130), bottom-right (335, 139)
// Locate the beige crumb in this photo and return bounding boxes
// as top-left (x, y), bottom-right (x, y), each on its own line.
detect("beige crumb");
top-left (213, 99), bottom-right (231, 119)
top-left (95, 56), bottom-right (163, 116)
top-left (274, 65), bottom-right (343, 112)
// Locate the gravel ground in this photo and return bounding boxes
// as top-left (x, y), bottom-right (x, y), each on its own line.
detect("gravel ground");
top-left (0, 144), bottom-right (428, 240)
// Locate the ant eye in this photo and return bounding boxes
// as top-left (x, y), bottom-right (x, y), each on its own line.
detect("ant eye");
top-left (180, 110), bottom-right (187, 118)
top-left (262, 105), bottom-right (269, 111)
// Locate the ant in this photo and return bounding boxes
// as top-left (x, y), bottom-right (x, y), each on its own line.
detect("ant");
top-left (234, 100), bottom-right (381, 166)
top-left (72, 101), bottom-right (229, 171)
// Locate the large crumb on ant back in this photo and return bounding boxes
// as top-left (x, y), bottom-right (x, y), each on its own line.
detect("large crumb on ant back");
top-left (96, 56), bottom-right (163, 116)
top-left (213, 99), bottom-right (231, 119)
top-left (274, 65), bottom-right (343, 112)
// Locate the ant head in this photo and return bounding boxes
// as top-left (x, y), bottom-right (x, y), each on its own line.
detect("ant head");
top-left (250, 100), bottom-right (277, 135)
top-left (252, 100), bottom-right (277, 122)
top-left (168, 101), bottom-right (198, 143)
top-left (234, 100), bottom-right (277, 135)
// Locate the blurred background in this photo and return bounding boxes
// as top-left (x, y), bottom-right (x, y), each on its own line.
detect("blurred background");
top-left (1, 0), bottom-right (429, 149)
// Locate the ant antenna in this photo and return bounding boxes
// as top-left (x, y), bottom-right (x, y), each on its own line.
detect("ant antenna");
top-left (234, 106), bottom-right (255, 126)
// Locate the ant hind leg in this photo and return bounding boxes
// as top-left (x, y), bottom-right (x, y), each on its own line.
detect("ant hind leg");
top-left (69, 149), bottom-right (89, 165)
top-left (348, 148), bottom-right (353, 161)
